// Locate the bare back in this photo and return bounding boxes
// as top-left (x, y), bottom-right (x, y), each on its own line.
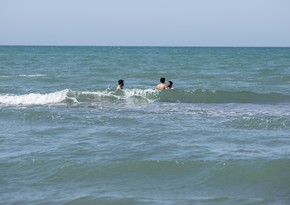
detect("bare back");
top-left (156, 83), bottom-right (166, 90)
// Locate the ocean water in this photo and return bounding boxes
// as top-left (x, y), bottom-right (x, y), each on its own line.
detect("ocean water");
top-left (1, 46), bottom-right (290, 205)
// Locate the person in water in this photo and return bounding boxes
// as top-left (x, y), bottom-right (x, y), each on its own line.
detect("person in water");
top-left (166, 80), bottom-right (173, 89)
top-left (156, 77), bottom-right (166, 90)
top-left (117, 79), bottom-right (124, 89)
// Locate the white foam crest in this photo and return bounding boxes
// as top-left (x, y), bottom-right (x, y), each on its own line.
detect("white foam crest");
top-left (76, 89), bottom-right (159, 102)
top-left (183, 105), bottom-right (290, 118)
top-left (123, 89), bottom-right (158, 102)
top-left (19, 74), bottom-right (46, 77)
top-left (0, 89), bottom-right (69, 105)
top-left (80, 90), bottom-right (121, 100)
top-left (82, 90), bottom-right (117, 96)
top-left (123, 88), bottom-right (157, 95)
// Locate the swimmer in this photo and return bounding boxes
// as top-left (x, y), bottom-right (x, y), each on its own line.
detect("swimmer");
top-left (117, 79), bottom-right (124, 89)
top-left (166, 81), bottom-right (173, 89)
top-left (156, 77), bottom-right (166, 90)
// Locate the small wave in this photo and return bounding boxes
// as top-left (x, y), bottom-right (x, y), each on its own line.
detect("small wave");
top-left (0, 89), bottom-right (69, 105)
top-left (19, 74), bottom-right (46, 77)
top-left (66, 89), bottom-right (290, 104)
top-left (0, 74), bottom-right (46, 79)
top-left (0, 89), bottom-right (158, 106)
top-left (1, 89), bottom-right (290, 106)
top-left (158, 89), bottom-right (290, 104)
top-left (65, 89), bottom-right (159, 104)
top-left (224, 116), bottom-right (290, 130)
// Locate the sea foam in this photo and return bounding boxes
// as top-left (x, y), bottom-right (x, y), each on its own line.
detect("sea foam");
top-left (0, 89), bottom-right (158, 106)
top-left (67, 89), bottom-right (159, 104)
top-left (0, 89), bottom-right (69, 105)
top-left (1, 88), bottom-right (290, 106)
top-left (19, 74), bottom-right (46, 77)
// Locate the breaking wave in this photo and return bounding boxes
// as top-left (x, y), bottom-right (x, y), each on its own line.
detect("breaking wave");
top-left (0, 89), bottom-right (69, 105)
top-left (1, 89), bottom-right (290, 106)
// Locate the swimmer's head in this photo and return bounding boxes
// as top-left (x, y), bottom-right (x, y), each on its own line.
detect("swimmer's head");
top-left (118, 79), bottom-right (124, 86)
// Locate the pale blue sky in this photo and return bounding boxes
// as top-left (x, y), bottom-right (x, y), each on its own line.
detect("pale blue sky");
top-left (0, 0), bottom-right (289, 46)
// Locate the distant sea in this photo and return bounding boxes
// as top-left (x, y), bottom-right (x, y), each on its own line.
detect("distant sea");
top-left (1, 46), bottom-right (290, 205)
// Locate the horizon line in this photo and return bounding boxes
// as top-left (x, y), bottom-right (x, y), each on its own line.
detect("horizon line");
top-left (1, 44), bottom-right (290, 48)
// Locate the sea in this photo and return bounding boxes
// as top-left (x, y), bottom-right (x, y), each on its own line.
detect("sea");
top-left (0, 46), bottom-right (290, 205)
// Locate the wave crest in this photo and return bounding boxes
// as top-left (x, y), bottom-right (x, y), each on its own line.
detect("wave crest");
top-left (0, 89), bottom-right (69, 105)
top-left (1, 89), bottom-right (290, 106)
top-left (66, 89), bottom-right (159, 104)
top-left (158, 89), bottom-right (290, 104)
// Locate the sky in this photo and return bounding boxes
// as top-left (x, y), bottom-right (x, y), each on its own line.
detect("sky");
top-left (0, 0), bottom-right (290, 46)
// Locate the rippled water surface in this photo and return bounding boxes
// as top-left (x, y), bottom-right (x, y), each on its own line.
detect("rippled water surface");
top-left (1, 46), bottom-right (290, 204)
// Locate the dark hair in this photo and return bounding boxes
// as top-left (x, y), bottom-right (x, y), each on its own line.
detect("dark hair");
top-left (160, 77), bottom-right (165, 83)
top-left (168, 81), bottom-right (173, 87)
top-left (118, 79), bottom-right (124, 86)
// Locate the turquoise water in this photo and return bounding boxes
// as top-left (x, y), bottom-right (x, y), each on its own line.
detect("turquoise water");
top-left (1, 46), bottom-right (290, 204)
